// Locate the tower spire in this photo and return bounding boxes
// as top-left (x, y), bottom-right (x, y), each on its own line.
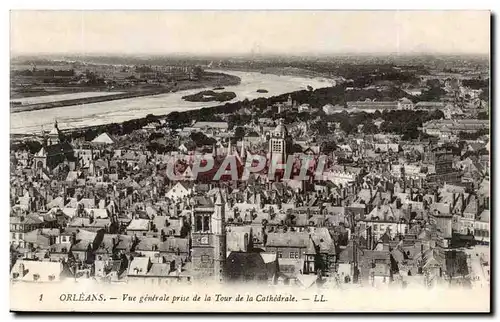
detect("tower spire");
top-left (241, 139), bottom-right (246, 161)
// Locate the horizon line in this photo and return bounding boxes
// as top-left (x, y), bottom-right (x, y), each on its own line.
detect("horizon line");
top-left (11, 51), bottom-right (490, 59)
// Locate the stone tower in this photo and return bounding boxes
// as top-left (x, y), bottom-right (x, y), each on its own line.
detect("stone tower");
top-left (212, 191), bottom-right (226, 283)
top-left (268, 119), bottom-right (292, 163)
top-left (191, 191), bottom-right (226, 283)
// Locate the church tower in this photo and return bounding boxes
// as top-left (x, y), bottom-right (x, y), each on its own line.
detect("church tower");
top-left (268, 119), bottom-right (292, 163)
top-left (212, 191), bottom-right (226, 283)
top-left (47, 120), bottom-right (62, 146)
top-left (191, 191), bottom-right (226, 283)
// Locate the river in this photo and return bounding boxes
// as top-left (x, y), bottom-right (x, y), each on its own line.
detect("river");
top-left (10, 70), bottom-right (334, 134)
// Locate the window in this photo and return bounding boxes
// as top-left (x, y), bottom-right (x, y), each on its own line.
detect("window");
top-left (201, 255), bottom-right (210, 263)
top-left (11, 233), bottom-right (15, 239)
top-left (203, 216), bottom-right (210, 232)
top-left (277, 251), bottom-right (283, 258)
top-left (195, 216), bottom-right (203, 232)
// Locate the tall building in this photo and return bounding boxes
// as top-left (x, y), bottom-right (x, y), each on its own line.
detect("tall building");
top-left (33, 120), bottom-right (73, 171)
top-left (433, 146), bottom-right (454, 174)
top-left (191, 192), bottom-right (226, 283)
top-left (268, 120), bottom-right (292, 163)
top-left (426, 145), bottom-right (462, 186)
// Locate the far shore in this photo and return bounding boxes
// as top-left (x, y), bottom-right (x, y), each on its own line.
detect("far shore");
top-left (10, 72), bottom-right (241, 114)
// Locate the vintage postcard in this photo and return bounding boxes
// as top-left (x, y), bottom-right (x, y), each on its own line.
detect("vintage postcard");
top-left (9, 10), bottom-right (490, 312)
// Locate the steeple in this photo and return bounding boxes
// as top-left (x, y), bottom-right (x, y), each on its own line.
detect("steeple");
top-left (215, 190), bottom-right (224, 207)
top-left (48, 119), bottom-right (61, 145)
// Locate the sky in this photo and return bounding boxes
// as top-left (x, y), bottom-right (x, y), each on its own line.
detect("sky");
top-left (10, 11), bottom-right (491, 56)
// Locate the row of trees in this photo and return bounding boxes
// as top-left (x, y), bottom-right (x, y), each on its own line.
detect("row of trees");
top-left (307, 109), bottom-right (445, 139)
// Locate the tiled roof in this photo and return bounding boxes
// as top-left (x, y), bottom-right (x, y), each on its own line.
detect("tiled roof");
top-left (266, 232), bottom-right (309, 248)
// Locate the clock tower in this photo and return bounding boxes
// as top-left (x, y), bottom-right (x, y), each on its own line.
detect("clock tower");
top-left (191, 191), bottom-right (226, 283)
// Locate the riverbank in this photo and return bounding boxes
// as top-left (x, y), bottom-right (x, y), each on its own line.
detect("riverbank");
top-left (10, 71), bottom-right (241, 114)
top-left (11, 69), bottom-right (332, 135)
top-left (213, 66), bottom-right (332, 80)
top-left (10, 87), bottom-right (297, 145)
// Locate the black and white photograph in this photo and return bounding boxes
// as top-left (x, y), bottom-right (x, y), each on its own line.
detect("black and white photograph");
top-left (8, 10), bottom-right (491, 313)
